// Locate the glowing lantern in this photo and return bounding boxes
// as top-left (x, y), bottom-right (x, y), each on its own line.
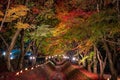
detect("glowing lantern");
top-left (25, 68), bottom-right (28, 71)
top-left (20, 70), bottom-right (23, 73)
top-left (16, 72), bottom-right (19, 76)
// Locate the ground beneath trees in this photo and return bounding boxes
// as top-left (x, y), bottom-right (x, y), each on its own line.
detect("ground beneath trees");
top-left (0, 61), bottom-right (106, 80)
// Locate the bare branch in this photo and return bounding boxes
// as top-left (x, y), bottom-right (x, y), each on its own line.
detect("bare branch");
top-left (103, 39), bottom-right (120, 45)
top-left (97, 50), bottom-right (101, 62)
top-left (0, 0), bottom-right (11, 31)
top-left (0, 34), bottom-right (9, 48)
top-left (96, 46), bottom-right (103, 60)
top-left (104, 53), bottom-right (107, 63)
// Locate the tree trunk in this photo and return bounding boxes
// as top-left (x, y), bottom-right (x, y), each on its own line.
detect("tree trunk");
top-left (93, 45), bottom-right (97, 73)
top-left (97, 0), bottom-right (100, 12)
top-left (103, 39), bottom-right (117, 80)
top-left (19, 41), bottom-right (32, 68)
top-left (31, 40), bottom-right (36, 54)
top-left (36, 42), bottom-right (41, 56)
top-left (88, 64), bottom-right (92, 72)
top-left (25, 41), bottom-right (33, 54)
top-left (18, 29), bottom-right (25, 69)
top-left (6, 29), bottom-right (21, 71)
top-left (0, 0), bottom-right (10, 30)
top-left (35, 38), bottom-right (44, 56)
top-left (87, 60), bottom-right (93, 72)
top-left (96, 0), bottom-right (104, 12)
top-left (96, 46), bottom-right (107, 77)
top-left (0, 34), bottom-right (9, 49)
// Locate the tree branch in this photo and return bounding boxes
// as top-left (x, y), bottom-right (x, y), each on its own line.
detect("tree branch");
top-left (0, 0), bottom-right (11, 31)
top-left (103, 39), bottom-right (120, 45)
top-left (0, 34), bottom-right (9, 48)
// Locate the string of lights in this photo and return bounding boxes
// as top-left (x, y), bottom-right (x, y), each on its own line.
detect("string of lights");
top-left (15, 64), bottom-right (41, 76)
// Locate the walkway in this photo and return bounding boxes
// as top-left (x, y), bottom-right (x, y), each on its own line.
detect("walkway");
top-left (0, 60), bottom-right (104, 80)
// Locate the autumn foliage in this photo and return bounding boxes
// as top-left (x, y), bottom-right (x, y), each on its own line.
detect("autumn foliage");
top-left (57, 10), bottom-right (94, 22)
top-left (32, 7), bottom-right (40, 14)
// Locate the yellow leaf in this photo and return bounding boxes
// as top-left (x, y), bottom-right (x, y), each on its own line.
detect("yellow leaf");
top-left (52, 22), bottom-right (69, 36)
top-left (15, 22), bottom-right (29, 29)
top-left (86, 40), bottom-right (92, 46)
top-left (0, 11), bottom-right (4, 16)
top-left (77, 40), bottom-right (93, 54)
top-left (5, 5), bottom-right (29, 22)
top-left (53, 49), bottom-right (63, 55)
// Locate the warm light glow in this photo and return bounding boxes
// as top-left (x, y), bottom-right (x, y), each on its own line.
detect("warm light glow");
top-left (25, 68), bottom-right (28, 71)
top-left (48, 56), bottom-right (51, 59)
top-left (107, 78), bottom-right (110, 80)
top-left (63, 55), bottom-right (69, 59)
top-left (29, 56), bottom-right (36, 60)
top-left (16, 72), bottom-right (19, 76)
top-left (20, 70), bottom-right (23, 73)
top-left (46, 57), bottom-right (48, 60)
top-left (31, 67), bottom-right (34, 70)
top-left (59, 55), bottom-right (62, 57)
top-left (33, 56), bottom-right (35, 59)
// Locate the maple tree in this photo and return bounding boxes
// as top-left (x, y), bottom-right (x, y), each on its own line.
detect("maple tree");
top-left (0, 0), bottom-right (30, 71)
top-left (43, 1), bottom-right (120, 79)
top-left (0, 1), bottom-right (120, 80)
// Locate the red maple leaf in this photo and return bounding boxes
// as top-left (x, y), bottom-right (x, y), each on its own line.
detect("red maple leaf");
top-left (32, 7), bottom-right (40, 14)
